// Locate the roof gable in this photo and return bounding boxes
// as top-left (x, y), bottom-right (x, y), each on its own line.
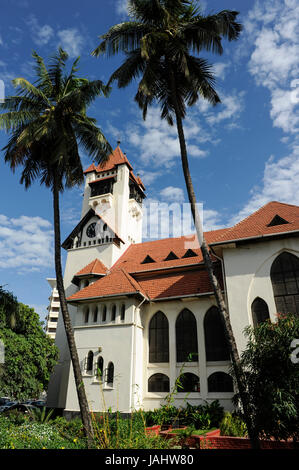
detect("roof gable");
top-left (211, 201), bottom-right (299, 245)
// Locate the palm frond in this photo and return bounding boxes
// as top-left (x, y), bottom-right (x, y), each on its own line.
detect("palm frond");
top-left (92, 22), bottom-right (151, 57)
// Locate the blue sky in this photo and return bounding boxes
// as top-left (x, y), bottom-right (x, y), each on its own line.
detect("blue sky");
top-left (0, 0), bottom-right (298, 321)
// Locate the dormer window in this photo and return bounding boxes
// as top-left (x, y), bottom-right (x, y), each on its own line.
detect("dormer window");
top-left (267, 215), bottom-right (290, 227)
top-left (182, 249), bottom-right (197, 258)
top-left (164, 251), bottom-right (179, 261)
top-left (141, 255), bottom-right (156, 264)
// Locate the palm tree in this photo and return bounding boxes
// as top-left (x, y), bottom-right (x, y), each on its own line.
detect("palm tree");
top-left (0, 48), bottom-right (112, 448)
top-left (93, 0), bottom-right (259, 448)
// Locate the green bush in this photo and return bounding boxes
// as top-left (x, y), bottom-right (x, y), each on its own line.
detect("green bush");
top-left (220, 412), bottom-right (247, 437)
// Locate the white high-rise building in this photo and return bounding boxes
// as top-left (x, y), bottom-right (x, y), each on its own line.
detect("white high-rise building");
top-left (45, 278), bottom-right (60, 340)
top-left (47, 145), bottom-right (299, 417)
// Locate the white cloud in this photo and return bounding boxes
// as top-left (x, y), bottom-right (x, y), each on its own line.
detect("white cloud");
top-left (246, 0), bottom-right (299, 134)
top-left (116, 0), bottom-right (128, 16)
top-left (26, 15), bottom-right (54, 46)
top-left (213, 62), bottom-right (230, 80)
top-left (0, 215), bottom-right (53, 271)
top-left (204, 91), bottom-right (245, 126)
top-left (57, 28), bottom-right (84, 57)
top-left (230, 146), bottom-right (299, 224)
top-left (126, 107), bottom-right (208, 169)
top-left (160, 186), bottom-right (184, 203)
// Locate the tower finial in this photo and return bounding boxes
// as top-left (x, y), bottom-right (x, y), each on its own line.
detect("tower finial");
top-left (117, 140), bottom-right (121, 146)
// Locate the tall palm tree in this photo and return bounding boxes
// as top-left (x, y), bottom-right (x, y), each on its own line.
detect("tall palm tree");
top-left (93, 0), bottom-right (259, 448)
top-left (0, 48), bottom-right (112, 447)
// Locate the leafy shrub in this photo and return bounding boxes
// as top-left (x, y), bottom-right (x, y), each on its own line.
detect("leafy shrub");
top-left (220, 412), bottom-right (247, 437)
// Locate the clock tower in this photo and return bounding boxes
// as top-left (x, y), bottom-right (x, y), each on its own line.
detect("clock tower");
top-left (47, 145), bottom-right (146, 409)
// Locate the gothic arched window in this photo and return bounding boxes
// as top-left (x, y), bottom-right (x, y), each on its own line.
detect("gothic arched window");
top-left (84, 308), bottom-right (89, 324)
top-left (208, 372), bottom-right (234, 392)
top-left (107, 362), bottom-right (114, 385)
top-left (93, 307), bottom-right (98, 322)
top-left (251, 297), bottom-right (270, 328)
top-left (148, 373), bottom-right (170, 392)
top-left (102, 305), bottom-right (107, 322)
top-left (177, 373), bottom-right (200, 393)
top-left (176, 309), bottom-right (198, 362)
top-left (121, 304), bottom-right (125, 322)
top-left (111, 305), bottom-right (116, 322)
top-left (204, 306), bottom-right (230, 361)
top-left (97, 356), bottom-right (104, 379)
top-left (149, 311), bottom-right (169, 363)
top-left (86, 351), bottom-right (94, 373)
top-left (270, 252), bottom-right (299, 315)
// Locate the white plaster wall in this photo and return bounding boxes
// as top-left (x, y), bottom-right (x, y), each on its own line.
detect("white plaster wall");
top-left (64, 300), bottom-right (136, 413)
top-left (223, 237), bottom-right (299, 353)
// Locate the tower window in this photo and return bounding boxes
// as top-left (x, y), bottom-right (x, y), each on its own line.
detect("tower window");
top-left (84, 308), bottom-right (89, 324)
top-left (106, 362), bottom-right (114, 386)
top-left (121, 304), bottom-right (125, 322)
top-left (86, 351), bottom-right (94, 373)
top-left (111, 305), bottom-right (116, 322)
top-left (102, 305), bottom-right (107, 322)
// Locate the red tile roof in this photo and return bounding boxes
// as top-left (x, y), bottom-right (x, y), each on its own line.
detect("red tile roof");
top-left (84, 146), bottom-right (145, 192)
top-left (67, 201), bottom-right (299, 303)
top-left (68, 268), bottom-right (147, 301)
top-left (112, 229), bottom-right (229, 274)
top-left (74, 259), bottom-right (108, 277)
top-left (211, 201), bottom-right (299, 245)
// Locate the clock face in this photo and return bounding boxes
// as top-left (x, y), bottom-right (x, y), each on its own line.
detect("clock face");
top-left (86, 222), bottom-right (96, 238)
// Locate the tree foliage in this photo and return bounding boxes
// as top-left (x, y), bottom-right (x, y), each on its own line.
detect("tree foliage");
top-left (233, 314), bottom-right (299, 441)
top-left (0, 287), bottom-right (58, 400)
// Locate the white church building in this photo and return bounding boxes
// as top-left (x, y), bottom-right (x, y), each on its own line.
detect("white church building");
top-left (46, 145), bottom-right (299, 416)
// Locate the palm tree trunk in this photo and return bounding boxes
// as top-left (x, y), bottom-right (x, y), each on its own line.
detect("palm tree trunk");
top-left (169, 72), bottom-right (260, 449)
top-left (52, 172), bottom-right (94, 449)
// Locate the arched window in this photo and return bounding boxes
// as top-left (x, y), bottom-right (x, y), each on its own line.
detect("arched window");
top-left (96, 356), bottom-right (104, 379)
top-left (251, 297), bottom-right (270, 328)
top-left (149, 311), bottom-right (169, 363)
top-left (107, 362), bottom-right (114, 385)
top-left (102, 305), bottom-right (107, 322)
top-left (86, 351), bottom-right (94, 373)
top-left (204, 306), bottom-right (230, 361)
top-left (93, 307), bottom-right (98, 322)
top-left (84, 308), bottom-right (89, 324)
top-left (176, 309), bottom-right (198, 362)
top-left (111, 305), bottom-right (116, 322)
top-left (270, 252), bottom-right (299, 315)
top-left (148, 373), bottom-right (170, 392)
top-left (121, 304), bottom-right (125, 322)
top-left (208, 372), bottom-right (234, 392)
top-left (177, 373), bottom-right (200, 393)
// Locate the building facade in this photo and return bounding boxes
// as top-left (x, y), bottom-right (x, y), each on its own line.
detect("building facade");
top-left (45, 278), bottom-right (60, 340)
top-left (46, 146), bottom-right (299, 415)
